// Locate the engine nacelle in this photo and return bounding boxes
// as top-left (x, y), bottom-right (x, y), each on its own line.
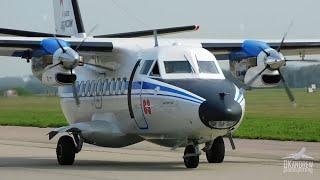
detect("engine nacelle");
top-left (42, 69), bottom-right (76, 87)
top-left (32, 57), bottom-right (76, 87)
top-left (244, 65), bottom-right (281, 88)
top-left (32, 56), bottom-right (53, 80)
top-left (229, 58), bottom-right (281, 88)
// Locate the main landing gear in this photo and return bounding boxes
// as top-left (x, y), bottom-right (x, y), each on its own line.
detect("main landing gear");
top-left (56, 134), bottom-right (83, 165)
top-left (183, 136), bottom-right (225, 168)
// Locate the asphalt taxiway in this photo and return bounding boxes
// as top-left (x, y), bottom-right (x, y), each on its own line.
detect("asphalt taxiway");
top-left (0, 126), bottom-right (318, 180)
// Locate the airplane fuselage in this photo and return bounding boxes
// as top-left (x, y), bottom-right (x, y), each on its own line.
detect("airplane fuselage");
top-left (53, 44), bottom-right (245, 148)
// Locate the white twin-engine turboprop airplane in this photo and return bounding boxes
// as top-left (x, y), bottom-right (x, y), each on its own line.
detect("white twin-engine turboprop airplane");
top-left (1, 0), bottom-right (320, 168)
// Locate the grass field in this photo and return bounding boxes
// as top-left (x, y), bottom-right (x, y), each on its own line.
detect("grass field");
top-left (0, 89), bottom-right (320, 142)
top-left (0, 96), bottom-right (67, 128)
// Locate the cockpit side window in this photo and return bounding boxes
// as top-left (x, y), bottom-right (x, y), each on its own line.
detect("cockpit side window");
top-left (150, 61), bottom-right (160, 77)
top-left (140, 60), bottom-right (154, 75)
top-left (198, 61), bottom-right (219, 74)
top-left (164, 61), bottom-right (193, 74)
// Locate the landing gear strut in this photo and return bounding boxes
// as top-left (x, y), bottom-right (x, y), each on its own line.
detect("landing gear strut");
top-left (205, 136), bottom-right (225, 163)
top-left (183, 144), bottom-right (200, 168)
top-left (56, 134), bottom-right (83, 165)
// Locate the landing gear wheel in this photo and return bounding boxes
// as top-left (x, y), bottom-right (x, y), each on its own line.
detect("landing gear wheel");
top-left (206, 136), bottom-right (225, 163)
top-left (56, 135), bottom-right (76, 165)
top-left (183, 145), bottom-right (199, 168)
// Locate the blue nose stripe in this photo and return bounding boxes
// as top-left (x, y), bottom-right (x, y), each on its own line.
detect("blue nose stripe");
top-left (141, 81), bottom-right (204, 102)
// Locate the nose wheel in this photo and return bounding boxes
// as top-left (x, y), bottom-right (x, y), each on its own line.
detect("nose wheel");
top-left (205, 136), bottom-right (225, 163)
top-left (56, 135), bottom-right (76, 165)
top-left (183, 144), bottom-right (200, 168)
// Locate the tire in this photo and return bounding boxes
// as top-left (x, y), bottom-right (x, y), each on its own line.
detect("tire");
top-left (183, 145), bottom-right (199, 168)
top-left (206, 136), bottom-right (225, 163)
top-left (56, 135), bottom-right (76, 165)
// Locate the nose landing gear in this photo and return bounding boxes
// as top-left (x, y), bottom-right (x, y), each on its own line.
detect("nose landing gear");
top-left (183, 136), bottom-right (226, 168)
top-left (205, 136), bottom-right (225, 163)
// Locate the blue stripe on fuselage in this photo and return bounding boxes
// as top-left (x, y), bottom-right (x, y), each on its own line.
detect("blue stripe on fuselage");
top-left (141, 81), bottom-right (203, 102)
top-left (59, 80), bottom-right (204, 104)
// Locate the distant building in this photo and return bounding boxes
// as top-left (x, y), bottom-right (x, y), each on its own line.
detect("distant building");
top-left (3, 90), bottom-right (18, 97)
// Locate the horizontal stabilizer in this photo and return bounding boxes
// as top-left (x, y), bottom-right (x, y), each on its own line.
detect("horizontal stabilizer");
top-left (94, 25), bottom-right (200, 38)
top-left (0, 28), bottom-right (69, 37)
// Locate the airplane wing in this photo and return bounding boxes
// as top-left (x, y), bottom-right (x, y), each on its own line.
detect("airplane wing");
top-left (0, 36), bottom-right (320, 61)
top-left (0, 37), bottom-right (113, 59)
top-left (94, 25), bottom-right (199, 38)
top-left (198, 39), bottom-right (320, 60)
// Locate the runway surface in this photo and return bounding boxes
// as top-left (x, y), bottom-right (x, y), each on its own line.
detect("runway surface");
top-left (0, 126), bottom-right (318, 180)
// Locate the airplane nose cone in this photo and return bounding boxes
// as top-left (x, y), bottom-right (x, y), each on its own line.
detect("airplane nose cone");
top-left (199, 98), bottom-right (242, 129)
top-left (161, 79), bottom-right (243, 129)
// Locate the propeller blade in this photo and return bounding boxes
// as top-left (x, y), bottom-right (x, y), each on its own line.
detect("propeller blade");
top-left (75, 25), bottom-right (98, 51)
top-left (246, 66), bottom-right (268, 87)
top-left (70, 70), bottom-right (80, 106)
top-left (53, 34), bottom-right (66, 53)
top-left (47, 62), bottom-right (62, 70)
top-left (278, 69), bottom-right (296, 106)
top-left (259, 46), bottom-right (270, 56)
top-left (72, 82), bottom-right (80, 106)
top-left (277, 21), bottom-right (294, 52)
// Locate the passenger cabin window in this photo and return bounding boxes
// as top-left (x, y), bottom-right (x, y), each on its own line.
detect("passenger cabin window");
top-left (198, 61), bottom-right (219, 74)
top-left (164, 61), bottom-right (193, 74)
top-left (150, 62), bottom-right (160, 77)
top-left (140, 60), bottom-right (154, 75)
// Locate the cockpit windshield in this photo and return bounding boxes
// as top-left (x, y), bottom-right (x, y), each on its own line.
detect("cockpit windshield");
top-left (164, 61), bottom-right (193, 74)
top-left (197, 61), bottom-right (219, 74)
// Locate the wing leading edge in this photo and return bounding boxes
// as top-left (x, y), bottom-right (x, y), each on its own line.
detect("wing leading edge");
top-left (201, 40), bottom-right (320, 60)
top-left (0, 37), bottom-right (113, 59)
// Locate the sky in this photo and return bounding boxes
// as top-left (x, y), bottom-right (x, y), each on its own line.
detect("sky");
top-left (0, 0), bottom-right (320, 77)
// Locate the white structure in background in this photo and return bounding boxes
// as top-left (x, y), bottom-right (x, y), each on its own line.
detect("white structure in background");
top-left (307, 84), bottom-right (317, 93)
top-left (3, 90), bottom-right (18, 97)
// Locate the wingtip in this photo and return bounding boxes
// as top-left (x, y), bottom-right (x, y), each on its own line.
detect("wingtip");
top-left (195, 25), bottom-right (200, 31)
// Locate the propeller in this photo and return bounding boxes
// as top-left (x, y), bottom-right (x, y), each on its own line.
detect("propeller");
top-left (246, 65), bottom-right (269, 87)
top-left (55, 38), bottom-right (66, 53)
top-left (75, 25), bottom-right (99, 51)
top-left (278, 69), bottom-right (296, 106)
top-left (51, 25), bottom-right (100, 107)
top-left (71, 70), bottom-right (80, 106)
top-left (245, 23), bottom-right (297, 106)
top-left (67, 25), bottom-right (98, 107)
top-left (277, 21), bottom-right (294, 52)
top-left (45, 36), bottom-right (81, 106)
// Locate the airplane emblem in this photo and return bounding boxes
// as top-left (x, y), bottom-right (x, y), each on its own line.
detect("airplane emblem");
top-left (143, 99), bottom-right (152, 115)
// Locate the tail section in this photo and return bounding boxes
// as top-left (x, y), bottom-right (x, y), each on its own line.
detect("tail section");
top-left (53, 0), bottom-right (85, 37)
